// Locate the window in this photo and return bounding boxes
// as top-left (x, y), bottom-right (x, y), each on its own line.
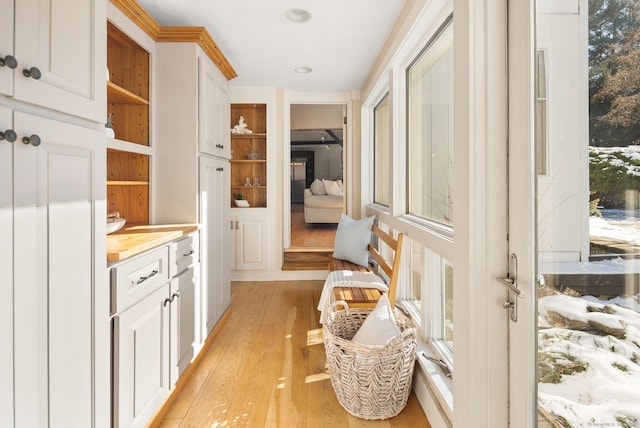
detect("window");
top-left (407, 20), bottom-right (454, 226)
top-left (536, 50), bottom-right (548, 175)
top-left (374, 94), bottom-right (390, 206)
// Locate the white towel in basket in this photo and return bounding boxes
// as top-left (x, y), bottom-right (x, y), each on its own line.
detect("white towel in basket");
top-left (317, 270), bottom-right (387, 324)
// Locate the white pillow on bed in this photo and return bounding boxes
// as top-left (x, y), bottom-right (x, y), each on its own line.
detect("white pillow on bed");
top-left (310, 179), bottom-right (326, 195)
top-left (333, 213), bottom-right (375, 267)
top-left (352, 294), bottom-right (401, 347)
top-left (323, 179), bottom-right (343, 196)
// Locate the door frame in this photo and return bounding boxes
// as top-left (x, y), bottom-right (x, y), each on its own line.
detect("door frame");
top-left (282, 93), bottom-right (354, 250)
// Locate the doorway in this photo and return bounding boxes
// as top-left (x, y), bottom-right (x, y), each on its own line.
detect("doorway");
top-left (288, 103), bottom-right (346, 250)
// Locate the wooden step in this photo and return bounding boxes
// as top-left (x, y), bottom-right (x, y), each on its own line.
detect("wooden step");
top-left (282, 248), bottom-right (331, 271)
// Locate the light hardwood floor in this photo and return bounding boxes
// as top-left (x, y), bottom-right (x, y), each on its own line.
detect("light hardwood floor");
top-left (158, 281), bottom-right (431, 427)
top-left (290, 203), bottom-right (337, 248)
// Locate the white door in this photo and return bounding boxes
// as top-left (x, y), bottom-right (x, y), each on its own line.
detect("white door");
top-left (0, 0), bottom-right (14, 96)
top-left (199, 57), bottom-right (229, 157)
top-left (235, 215), bottom-right (267, 270)
top-left (0, 106), bottom-right (14, 427)
top-left (13, 0), bottom-right (105, 122)
top-left (199, 156), bottom-right (230, 335)
top-left (12, 111), bottom-right (99, 427)
top-left (113, 285), bottom-right (170, 428)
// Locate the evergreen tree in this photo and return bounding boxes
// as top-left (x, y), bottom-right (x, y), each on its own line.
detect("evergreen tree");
top-left (589, 0), bottom-right (640, 146)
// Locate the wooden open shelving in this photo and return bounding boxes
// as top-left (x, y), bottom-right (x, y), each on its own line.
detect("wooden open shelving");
top-left (106, 21), bottom-right (150, 225)
top-left (230, 104), bottom-right (267, 208)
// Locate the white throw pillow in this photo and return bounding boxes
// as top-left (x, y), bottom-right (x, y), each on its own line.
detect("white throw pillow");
top-left (333, 214), bottom-right (375, 267)
top-left (352, 294), bottom-right (401, 347)
top-left (323, 179), bottom-right (343, 196)
top-left (310, 179), bottom-right (326, 195)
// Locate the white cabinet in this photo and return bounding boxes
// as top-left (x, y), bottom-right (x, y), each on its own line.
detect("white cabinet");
top-left (111, 246), bottom-right (171, 428)
top-left (155, 42), bottom-right (231, 345)
top-left (0, 106), bottom-right (14, 428)
top-left (1, 0), bottom-right (105, 122)
top-left (232, 214), bottom-right (268, 270)
top-left (200, 156), bottom-right (232, 336)
top-left (168, 234), bottom-right (198, 384)
top-left (111, 235), bottom-right (199, 427)
top-left (199, 56), bottom-right (231, 158)
top-left (113, 285), bottom-right (170, 428)
top-left (0, 110), bottom-right (106, 428)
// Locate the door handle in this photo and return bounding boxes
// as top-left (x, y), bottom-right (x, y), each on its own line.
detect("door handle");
top-left (497, 253), bottom-right (521, 322)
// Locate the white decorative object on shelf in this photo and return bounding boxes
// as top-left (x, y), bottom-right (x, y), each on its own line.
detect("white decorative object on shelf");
top-left (234, 200), bottom-right (250, 207)
top-left (105, 127), bottom-right (115, 139)
top-left (231, 116), bottom-right (253, 134)
top-left (107, 211), bottom-right (126, 234)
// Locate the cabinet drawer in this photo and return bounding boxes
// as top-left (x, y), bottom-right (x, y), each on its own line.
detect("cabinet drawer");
top-left (111, 247), bottom-right (169, 314)
top-left (170, 233), bottom-right (198, 277)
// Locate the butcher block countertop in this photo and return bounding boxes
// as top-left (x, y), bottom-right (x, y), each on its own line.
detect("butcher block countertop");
top-left (107, 223), bottom-right (199, 262)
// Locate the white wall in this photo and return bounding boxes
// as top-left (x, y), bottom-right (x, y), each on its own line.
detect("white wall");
top-left (537, 0), bottom-right (590, 262)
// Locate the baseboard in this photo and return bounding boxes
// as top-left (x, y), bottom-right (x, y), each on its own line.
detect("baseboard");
top-left (147, 307), bottom-right (232, 427)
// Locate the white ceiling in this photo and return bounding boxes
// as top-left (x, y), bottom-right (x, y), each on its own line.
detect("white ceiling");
top-left (136, 0), bottom-right (405, 92)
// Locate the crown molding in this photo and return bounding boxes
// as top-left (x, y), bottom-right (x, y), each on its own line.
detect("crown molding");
top-left (109, 0), bottom-right (237, 80)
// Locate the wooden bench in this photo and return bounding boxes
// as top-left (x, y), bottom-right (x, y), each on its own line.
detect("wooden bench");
top-left (328, 225), bottom-right (403, 309)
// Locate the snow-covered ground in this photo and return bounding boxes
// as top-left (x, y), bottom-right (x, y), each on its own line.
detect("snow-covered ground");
top-left (538, 215), bottom-right (640, 427)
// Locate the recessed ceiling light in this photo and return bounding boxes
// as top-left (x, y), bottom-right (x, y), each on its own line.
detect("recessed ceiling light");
top-left (295, 67), bottom-right (312, 74)
top-left (285, 8), bottom-right (311, 22)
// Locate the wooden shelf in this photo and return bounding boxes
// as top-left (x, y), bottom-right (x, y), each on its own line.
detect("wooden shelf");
top-left (107, 180), bottom-right (150, 186)
top-left (230, 104), bottom-right (267, 208)
top-left (230, 133), bottom-right (267, 139)
top-left (107, 81), bottom-right (149, 105)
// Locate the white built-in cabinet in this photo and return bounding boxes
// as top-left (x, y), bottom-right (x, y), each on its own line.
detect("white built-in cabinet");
top-left (0, 0), bottom-right (108, 426)
top-left (232, 215), bottom-right (269, 270)
top-left (155, 42), bottom-right (231, 346)
top-left (200, 156), bottom-right (232, 335)
top-left (111, 234), bottom-right (198, 428)
top-left (0, 106), bottom-right (14, 426)
top-left (0, 0), bottom-right (104, 123)
top-left (199, 57), bottom-right (231, 158)
top-left (0, 112), bottom-right (107, 427)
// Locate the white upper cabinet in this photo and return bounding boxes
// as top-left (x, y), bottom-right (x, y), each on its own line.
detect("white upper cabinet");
top-left (3, 0), bottom-right (106, 123)
top-left (199, 57), bottom-right (230, 158)
top-left (0, 0), bottom-right (14, 97)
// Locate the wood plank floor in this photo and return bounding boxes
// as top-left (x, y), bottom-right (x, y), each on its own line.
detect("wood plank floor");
top-left (290, 203), bottom-right (337, 248)
top-left (158, 281), bottom-right (431, 427)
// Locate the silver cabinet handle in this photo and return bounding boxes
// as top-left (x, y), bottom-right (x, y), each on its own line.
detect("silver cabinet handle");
top-left (0, 129), bottom-right (17, 142)
top-left (22, 66), bottom-right (41, 80)
top-left (22, 134), bottom-right (41, 147)
top-left (0, 55), bottom-right (17, 69)
top-left (136, 269), bottom-right (158, 285)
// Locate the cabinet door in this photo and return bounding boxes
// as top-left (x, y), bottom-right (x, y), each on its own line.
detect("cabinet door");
top-left (0, 106), bottom-right (13, 427)
top-left (199, 156), bottom-right (230, 336)
top-left (0, 0), bottom-right (13, 96)
top-left (113, 285), bottom-right (169, 428)
top-left (199, 57), bottom-right (229, 157)
top-left (235, 215), bottom-right (268, 270)
top-left (13, 0), bottom-right (105, 122)
top-left (170, 267), bottom-right (196, 386)
top-left (12, 111), bottom-right (100, 428)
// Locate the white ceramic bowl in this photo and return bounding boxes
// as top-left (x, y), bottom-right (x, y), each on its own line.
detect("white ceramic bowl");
top-left (106, 218), bottom-right (126, 234)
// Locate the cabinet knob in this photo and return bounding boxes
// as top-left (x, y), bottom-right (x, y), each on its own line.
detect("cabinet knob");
top-left (216, 167), bottom-right (224, 172)
top-left (0, 129), bottom-right (17, 142)
top-left (215, 143), bottom-right (224, 149)
top-left (22, 134), bottom-right (41, 147)
top-left (22, 66), bottom-right (42, 80)
top-left (0, 55), bottom-right (17, 69)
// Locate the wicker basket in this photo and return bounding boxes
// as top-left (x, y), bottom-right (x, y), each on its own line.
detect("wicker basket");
top-left (323, 308), bottom-right (417, 420)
